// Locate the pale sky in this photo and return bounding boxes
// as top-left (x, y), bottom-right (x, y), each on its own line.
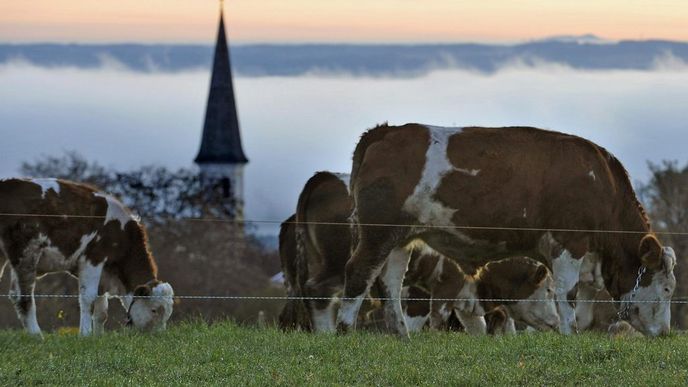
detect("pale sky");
top-left (1, 0), bottom-right (687, 44)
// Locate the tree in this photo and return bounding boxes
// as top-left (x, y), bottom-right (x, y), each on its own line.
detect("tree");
top-left (20, 151), bottom-right (237, 223)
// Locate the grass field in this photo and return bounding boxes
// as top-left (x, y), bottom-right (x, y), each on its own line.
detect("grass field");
top-left (1, 321), bottom-right (687, 385)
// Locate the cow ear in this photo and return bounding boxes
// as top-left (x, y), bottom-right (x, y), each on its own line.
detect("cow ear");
top-left (531, 264), bottom-right (548, 285)
top-left (639, 234), bottom-right (663, 270)
top-left (134, 284), bottom-right (152, 298)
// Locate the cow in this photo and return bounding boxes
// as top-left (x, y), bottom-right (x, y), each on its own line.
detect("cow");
top-left (405, 248), bottom-right (559, 334)
top-left (336, 123), bottom-right (677, 338)
top-left (278, 171), bottom-right (559, 334)
top-left (0, 178), bottom-right (174, 336)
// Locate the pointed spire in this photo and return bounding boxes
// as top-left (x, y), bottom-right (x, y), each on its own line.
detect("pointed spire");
top-left (195, 3), bottom-right (248, 164)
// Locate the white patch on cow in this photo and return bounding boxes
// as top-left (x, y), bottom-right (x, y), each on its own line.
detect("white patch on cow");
top-left (380, 247), bottom-right (411, 337)
top-left (400, 286), bottom-right (429, 328)
top-left (78, 258), bottom-right (105, 336)
top-left (93, 193), bottom-right (137, 230)
top-left (438, 303), bottom-right (452, 320)
top-left (72, 232), bottom-right (97, 261)
top-left (403, 125), bottom-right (474, 241)
top-left (457, 168), bottom-right (480, 176)
top-left (312, 301), bottom-right (337, 332)
top-left (30, 178), bottom-right (60, 198)
top-left (509, 276), bottom-right (559, 331)
top-left (588, 170), bottom-right (596, 181)
top-left (121, 293), bottom-right (134, 311)
top-left (337, 260), bottom-right (385, 332)
top-left (456, 309), bottom-right (487, 335)
top-left (334, 173), bottom-right (351, 193)
top-left (575, 252), bottom-right (602, 332)
top-left (152, 282), bottom-right (174, 299)
top-left (127, 282), bottom-right (174, 332)
top-left (430, 255), bottom-right (445, 282)
top-left (523, 208), bottom-right (527, 218)
top-left (336, 294), bottom-right (365, 328)
top-left (455, 279), bottom-right (483, 316)
top-left (551, 250), bottom-right (581, 334)
top-left (622, 260), bottom-right (675, 337)
top-left (405, 313), bottom-right (429, 332)
top-left (151, 282), bottom-right (175, 327)
top-left (24, 302), bottom-right (41, 335)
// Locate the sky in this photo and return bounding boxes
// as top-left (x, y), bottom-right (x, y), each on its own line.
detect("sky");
top-left (1, 0), bottom-right (688, 44)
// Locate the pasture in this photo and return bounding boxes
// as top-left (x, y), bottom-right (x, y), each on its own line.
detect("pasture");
top-left (1, 321), bottom-right (686, 385)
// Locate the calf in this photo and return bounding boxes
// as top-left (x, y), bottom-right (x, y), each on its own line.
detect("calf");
top-left (406, 247), bottom-right (559, 334)
top-left (0, 178), bottom-right (174, 336)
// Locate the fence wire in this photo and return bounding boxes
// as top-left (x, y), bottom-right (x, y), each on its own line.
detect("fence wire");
top-left (4, 294), bottom-right (688, 304)
top-left (1, 211), bottom-right (686, 307)
top-left (0, 212), bottom-right (687, 236)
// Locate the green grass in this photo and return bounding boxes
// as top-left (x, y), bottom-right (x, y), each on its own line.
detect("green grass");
top-left (1, 322), bottom-right (687, 386)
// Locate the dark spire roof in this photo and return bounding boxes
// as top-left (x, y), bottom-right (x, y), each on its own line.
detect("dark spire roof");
top-left (195, 7), bottom-right (248, 164)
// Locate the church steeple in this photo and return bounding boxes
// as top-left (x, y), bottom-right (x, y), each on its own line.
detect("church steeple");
top-left (195, 5), bottom-right (248, 164)
top-left (195, 3), bottom-right (248, 222)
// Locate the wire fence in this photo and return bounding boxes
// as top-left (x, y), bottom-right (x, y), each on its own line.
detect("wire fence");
top-left (1, 212), bottom-right (686, 308)
top-left (1, 211), bottom-right (688, 236)
top-left (3, 294), bottom-right (688, 304)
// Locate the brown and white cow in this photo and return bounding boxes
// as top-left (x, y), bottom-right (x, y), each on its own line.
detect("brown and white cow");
top-left (336, 124), bottom-right (676, 338)
top-left (0, 178), bottom-right (174, 336)
top-left (278, 171), bottom-right (559, 333)
top-left (407, 246), bottom-right (559, 334)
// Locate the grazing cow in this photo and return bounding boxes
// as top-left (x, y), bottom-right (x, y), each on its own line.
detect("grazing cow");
top-left (336, 123), bottom-right (676, 338)
top-left (278, 171), bottom-right (559, 333)
top-left (0, 178), bottom-right (174, 336)
top-left (406, 248), bottom-right (558, 334)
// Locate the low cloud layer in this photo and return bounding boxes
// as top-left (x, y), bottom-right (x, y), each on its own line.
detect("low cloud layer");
top-left (1, 63), bottom-right (687, 235)
top-left (3, 41), bottom-right (688, 77)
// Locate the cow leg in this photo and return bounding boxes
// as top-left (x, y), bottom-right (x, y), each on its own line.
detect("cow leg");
top-left (455, 309), bottom-right (487, 335)
top-left (336, 238), bottom-right (392, 334)
top-left (504, 317), bottom-right (516, 335)
top-left (306, 276), bottom-right (342, 332)
top-left (576, 253), bottom-right (603, 331)
top-left (575, 283), bottom-right (597, 331)
top-left (9, 265), bottom-right (41, 336)
top-left (429, 301), bottom-right (452, 330)
top-left (378, 247), bottom-right (411, 337)
top-left (92, 295), bottom-right (109, 335)
top-left (78, 260), bottom-right (105, 336)
top-left (552, 250), bottom-right (582, 334)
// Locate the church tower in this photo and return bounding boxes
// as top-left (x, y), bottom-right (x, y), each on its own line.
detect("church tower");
top-left (195, 4), bottom-right (248, 220)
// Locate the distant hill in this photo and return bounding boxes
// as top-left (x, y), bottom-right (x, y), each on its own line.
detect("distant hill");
top-left (1, 39), bottom-right (688, 76)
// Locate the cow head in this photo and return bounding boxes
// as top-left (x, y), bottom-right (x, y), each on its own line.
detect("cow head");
top-left (127, 280), bottom-right (174, 332)
top-left (477, 257), bottom-right (560, 331)
top-left (504, 263), bottom-right (560, 331)
top-left (625, 235), bottom-right (676, 337)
